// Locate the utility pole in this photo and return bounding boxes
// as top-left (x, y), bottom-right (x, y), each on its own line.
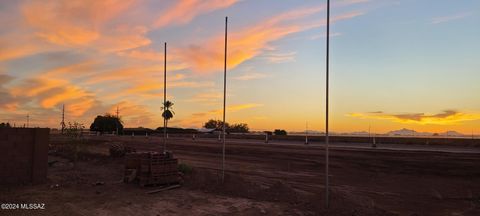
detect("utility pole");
top-left (222, 16), bottom-right (228, 183)
top-left (116, 105), bottom-right (119, 136)
top-left (163, 42), bottom-right (167, 152)
top-left (305, 121), bottom-right (309, 145)
top-left (61, 104), bottom-right (66, 134)
top-left (368, 124), bottom-right (372, 138)
top-left (325, 0), bottom-right (331, 208)
top-left (26, 114), bottom-right (29, 128)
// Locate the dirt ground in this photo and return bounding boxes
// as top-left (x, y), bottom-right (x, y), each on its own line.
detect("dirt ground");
top-left (1, 135), bottom-right (480, 216)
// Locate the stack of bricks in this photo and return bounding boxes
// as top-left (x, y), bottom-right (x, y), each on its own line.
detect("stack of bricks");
top-left (125, 151), bottom-right (179, 186)
top-left (0, 128), bottom-right (49, 185)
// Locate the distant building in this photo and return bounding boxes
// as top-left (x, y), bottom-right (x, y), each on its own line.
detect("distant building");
top-left (123, 128), bottom-right (155, 136)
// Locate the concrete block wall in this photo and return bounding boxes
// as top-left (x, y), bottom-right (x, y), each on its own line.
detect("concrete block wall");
top-left (0, 128), bottom-right (49, 184)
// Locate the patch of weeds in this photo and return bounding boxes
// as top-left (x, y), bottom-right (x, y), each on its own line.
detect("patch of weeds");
top-left (178, 163), bottom-right (193, 174)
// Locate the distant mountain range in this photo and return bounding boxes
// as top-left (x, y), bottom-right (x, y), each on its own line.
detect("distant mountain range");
top-left (286, 128), bottom-right (467, 137)
top-left (386, 128), bottom-right (465, 137)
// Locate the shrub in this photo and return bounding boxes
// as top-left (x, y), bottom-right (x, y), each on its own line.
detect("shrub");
top-left (274, 129), bottom-right (287, 136)
top-left (178, 163), bottom-right (193, 174)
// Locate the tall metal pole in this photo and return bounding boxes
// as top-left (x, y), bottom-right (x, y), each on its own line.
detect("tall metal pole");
top-left (163, 42), bottom-right (167, 152)
top-left (325, 0), bottom-right (331, 208)
top-left (222, 16), bottom-right (228, 183)
top-left (305, 121), bottom-right (309, 144)
top-left (27, 114), bottom-right (29, 128)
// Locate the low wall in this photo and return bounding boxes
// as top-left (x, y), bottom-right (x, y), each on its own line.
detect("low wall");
top-left (0, 128), bottom-right (49, 184)
top-left (166, 133), bottom-right (480, 147)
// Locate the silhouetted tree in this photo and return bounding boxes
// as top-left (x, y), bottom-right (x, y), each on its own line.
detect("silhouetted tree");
top-left (229, 123), bottom-right (249, 133)
top-left (0, 122), bottom-right (11, 128)
top-left (89, 114), bottom-right (123, 134)
top-left (204, 119), bottom-right (228, 130)
top-left (161, 100), bottom-right (175, 131)
top-left (203, 119), bottom-right (248, 133)
top-left (274, 129), bottom-right (287, 135)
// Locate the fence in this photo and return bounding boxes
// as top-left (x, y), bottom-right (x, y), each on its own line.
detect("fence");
top-left (0, 128), bottom-right (49, 184)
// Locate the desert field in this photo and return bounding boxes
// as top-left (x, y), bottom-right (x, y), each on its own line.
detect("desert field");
top-left (1, 134), bottom-right (480, 216)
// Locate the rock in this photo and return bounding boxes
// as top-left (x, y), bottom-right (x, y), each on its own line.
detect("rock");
top-left (93, 181), bottom-right (105, 186)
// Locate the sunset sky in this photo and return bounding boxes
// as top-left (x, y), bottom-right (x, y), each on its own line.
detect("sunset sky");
top-left (1, 0), bottom-right (479, 134)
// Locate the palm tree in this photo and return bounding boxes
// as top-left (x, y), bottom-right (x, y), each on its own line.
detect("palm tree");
top-left (161, 100), bottom-right (175, 151)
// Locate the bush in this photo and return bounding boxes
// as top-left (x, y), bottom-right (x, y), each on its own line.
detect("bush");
top-left (63, 122), bottom-right (85, 163)
top-left (178, 163), bottom-right (193, 174)
top-left (274, 129), bottom-right (287, 135)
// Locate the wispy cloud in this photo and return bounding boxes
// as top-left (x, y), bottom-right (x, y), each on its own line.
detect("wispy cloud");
top-left (107, 101), bottom-right (158, 127)
top-left (431, 12), bottom-right (472, 24)
top-left (176, 103), bottom-right (263, 127)
top-left (175, 3), bottom-right (366, 73)
top-left (233, 72), bottom-right (268, 81)
top-left (0, 74), bottom-right (17, 111)
top-left (188, 92), bottom-right (223, 104)
top-left (21, 0), bottom-right (147, 51)
top-left (309, 32), bottom-right (342, 40)
top-left (263, 52), bottom-right (297, 63)
top-left (152, 0), bottom-right (239, 28)
top-left (191, 103), bottom-right (262, 117)
top-left (10, 77), bottom-right (96, 116)
top-left (348, 110), bottom-right (480, 125)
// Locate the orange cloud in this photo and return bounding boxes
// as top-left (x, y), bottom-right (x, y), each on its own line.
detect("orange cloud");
top-left (42, 60), bottom-right (101, 79)
top-left (123, 79), bottom-right (214, 99)
top-left (153, 0), bottom-right (238, 28)
top-left (117, 49), bottom-right (164, 61)
top-left (9, 77), bottom-right (96, 116)
top-left (0, 41), bottom-right (42, 61)
top-left (107, 101), bottom-right (158, 127)
top-left (176, 5), bottom-right (365, 73)
top-left (11, 78), bottom-right (66, 97)
top-left (175, 103), bottom-right (262, 127)
top-left (21, 0), bottom-right (149, 52)
top-left (67, 97), bottom-right (96, 117)
top-left (2, 103), bottom-right (19, 112)
top-left (348, 110), bottom-right (480, 125)
top-left (96, 26), bottom-right (151, 52)
top-left (193, 103), bottom-right (262, 116)
top-left (40, 85), bottom-right (91, 109)
top-left (188, 92), bottom-right (223, 104)
top-left (82, 62), bottom-right (189, 86)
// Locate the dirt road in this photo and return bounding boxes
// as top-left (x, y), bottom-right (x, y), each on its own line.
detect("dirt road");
top-left (125, 136), bottom-right (480, 215)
